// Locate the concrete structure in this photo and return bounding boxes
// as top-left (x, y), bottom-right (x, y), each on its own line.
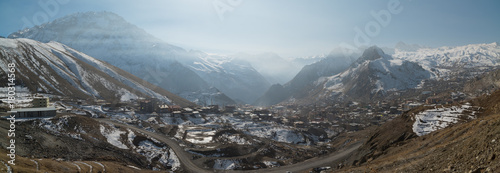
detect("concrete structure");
top-left (139, 100), bottom-right (155, 113)
top-left (9, 107), bottom-right (57, 118)
top-left (224, 105), bottom-right (236, 113)
top-left (403, 103), bottom-right (422, 111)
top-left (32, 97), bottom-right (49, 108)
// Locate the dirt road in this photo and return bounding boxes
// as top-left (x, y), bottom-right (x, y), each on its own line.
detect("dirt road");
top-left (101, 119), bottom-right (362, 173)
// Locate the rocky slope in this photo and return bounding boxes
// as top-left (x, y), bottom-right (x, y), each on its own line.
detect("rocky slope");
top-left (338, 86), bottom-right (500, 172)
top-left (0, 38), bottom-right (194, 106)
top-left (186, 52), bottom-right (269, 103)
top-left (254, 51), bottom-right (356, 106)
top-left (0, 114), bottom-right (183, 172)
top-left (320, 46), bottom-right (432, 101)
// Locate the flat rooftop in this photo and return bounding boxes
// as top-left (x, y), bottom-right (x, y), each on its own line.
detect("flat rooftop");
top-left (9, 107), bottom-right (57, 112)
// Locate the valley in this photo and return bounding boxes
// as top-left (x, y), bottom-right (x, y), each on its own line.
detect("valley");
top-left (0, 7), bottom-right (499, 173)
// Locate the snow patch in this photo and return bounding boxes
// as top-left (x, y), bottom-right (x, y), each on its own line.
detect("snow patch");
top-left (99, 124), bottom-right (128, 149)
top-left (213, 159), bottom-right (240, 170)
top-left (412, 103), bottom-right (478, 136)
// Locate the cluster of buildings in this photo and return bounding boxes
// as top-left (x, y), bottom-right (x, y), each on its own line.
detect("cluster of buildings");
top-left (137, 99), bottom-right (236, 115)
top-left (8, 97), bottom-right (57, 118)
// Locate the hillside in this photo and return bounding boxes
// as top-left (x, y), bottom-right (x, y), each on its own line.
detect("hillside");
top-left (0, 114), bottom-right (183, 172)
top-left (0, 38), bottom-right (194, 107)
top-left (321, 46), bottom-right (432, 101)
top-left (338, 88), bottom-right (500, 172)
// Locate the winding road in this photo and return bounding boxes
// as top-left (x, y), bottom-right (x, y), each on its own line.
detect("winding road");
top-left (100, 119), bottom-right (362, 173)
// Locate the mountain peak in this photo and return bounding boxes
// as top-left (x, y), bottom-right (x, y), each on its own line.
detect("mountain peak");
top-left (59, 11), bottom-right (122, 20)
top-left (8, 11), bottom-right (152, 42)
top-left (358, 46), bottom-right (386, 62)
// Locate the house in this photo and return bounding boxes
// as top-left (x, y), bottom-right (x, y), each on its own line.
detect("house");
top-left (157, 104), bottom-right (172, 113)
top-left (168, 105), bottom-right (182, 112)
top-left (426, 96), bottom-right (441, 104)
top-left (294, 121), bottom-right (305, 128)
top-left (139, 100), bottom-right (155, 113)
top-left (9, 107), bottom-right (56, 118)
top-left (403, 103), bottom-right (422, 111)
top-left (224, 106), bottom-right (236, 113)
top-left (202, 105), bottom-right (219, 113)
top-left (32, 97), bottom-right (49, 108)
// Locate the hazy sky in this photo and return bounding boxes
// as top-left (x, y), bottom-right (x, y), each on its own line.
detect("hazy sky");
top-left (1, 0), bottom-right (499, 57)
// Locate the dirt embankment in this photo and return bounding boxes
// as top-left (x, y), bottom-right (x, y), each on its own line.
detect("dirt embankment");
top-left (0, 115), bottom-right (150, 171)
top-left (338, 90), bottom-right (500, 172)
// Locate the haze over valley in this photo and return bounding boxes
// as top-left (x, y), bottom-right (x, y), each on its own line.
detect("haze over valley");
top-left (0, 1), bottom-right (499, 172)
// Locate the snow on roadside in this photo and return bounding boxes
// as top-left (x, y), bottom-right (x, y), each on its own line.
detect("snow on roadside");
top-left (136, 140), bottom-right (165, 163)
top-left (213, 159), bottom-right (241, 170)
top-left (263, 161), bottom-right (280, 168)
top-left (100, 124), bottom-right (128, 149)
top-left (167, 149), bottom-right (181, 171)
top-left (412, 103), bottom-right (478, 136)
top-left (134, 140), bottom-right (180, 170)
top-left (127, 129), bottom-right (136, 149)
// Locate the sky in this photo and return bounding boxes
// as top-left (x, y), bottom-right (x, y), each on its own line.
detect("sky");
top-left (1, 0), bottom-right (499, 57)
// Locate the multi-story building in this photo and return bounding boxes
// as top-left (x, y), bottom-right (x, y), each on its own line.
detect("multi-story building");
top-left (32, 97), bottom-right (49, 108)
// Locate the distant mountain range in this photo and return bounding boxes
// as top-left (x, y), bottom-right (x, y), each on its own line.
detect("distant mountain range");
top-left (256, 43), bottom-right (500, 106)
top-left (7, 11), bottom-right (499, 107)
top-left (0, 38), bottom-right (194, 107)
top-left (8, 11), bottom-right (272, 104)
top-left (254, 51), bottom-right (357, 106)
top-left (319, 46), bottom-right (431, 101)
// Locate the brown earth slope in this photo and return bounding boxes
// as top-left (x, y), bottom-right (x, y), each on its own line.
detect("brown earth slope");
top-left (338, 90), bottom-right (500, 172)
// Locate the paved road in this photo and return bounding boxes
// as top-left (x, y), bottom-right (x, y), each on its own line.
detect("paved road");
top-left (100, 119), bottom-right (212, 173)
top-left (100, 119), bottom-right (362, 173)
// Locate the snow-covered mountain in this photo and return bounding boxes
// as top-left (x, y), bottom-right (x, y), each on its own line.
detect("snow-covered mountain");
top-left (8, 11), bottom-right (268, 104)
top-left (182, 51), bottom-right (270, 103)
top-left (320, 46), bottom-right (431, 100)
top-left (257, 42), bottom-right (500, 106)
top-left (0, 38), bottom-right (194, 106)
top-left (394, 42), bottom-right (500, 72)
top-left (254, 51), bottom-right (356, 106)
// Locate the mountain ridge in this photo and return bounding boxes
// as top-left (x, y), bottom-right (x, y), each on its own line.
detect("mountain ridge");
top-left (9, 11), bottom-right (268, 105)
top-left (0, 37), bottom-right (194, 107)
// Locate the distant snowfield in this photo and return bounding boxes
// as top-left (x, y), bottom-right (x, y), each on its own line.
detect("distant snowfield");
top-left (395, 42), bottom-right (500, 70)
top-left (321, 43), bottom-right (500, 95)
top-left (412, 103), bottom-right (478, 136)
